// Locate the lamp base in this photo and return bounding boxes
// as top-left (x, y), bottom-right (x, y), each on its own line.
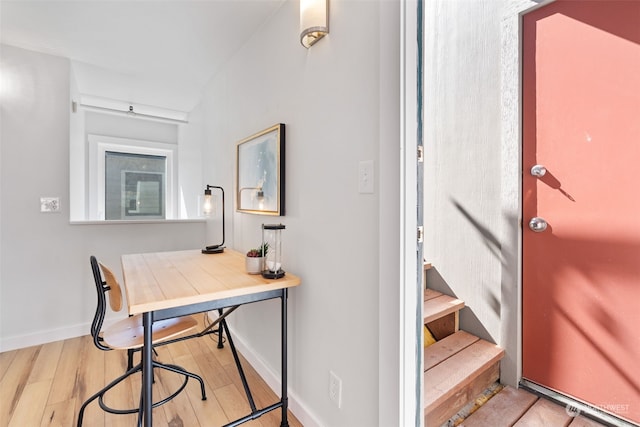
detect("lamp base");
top-left (202, 246), bottom-right (225, 254)
top-left (262, 269), bottom-right (285, 279)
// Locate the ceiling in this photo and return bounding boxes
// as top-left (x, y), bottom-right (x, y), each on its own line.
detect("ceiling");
top-left (1, 0), bottom-right (285, 113)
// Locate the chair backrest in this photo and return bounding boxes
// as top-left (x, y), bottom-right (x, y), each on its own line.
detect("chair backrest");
top-left (89, 255), bottom-right (123, 351)
top-left (99, 262), bottom-right (123, 312)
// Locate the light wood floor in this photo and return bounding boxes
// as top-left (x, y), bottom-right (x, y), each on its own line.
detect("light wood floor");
top-left (0, 320), bottom-right (302, 427)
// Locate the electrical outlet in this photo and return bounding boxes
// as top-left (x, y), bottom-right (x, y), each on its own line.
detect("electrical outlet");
top-left (40, 197), bottom-right (60, 213)
top-left (329, 370), bottom-right (342, 408)
top-left (358, 160), bottom-right (374, 194)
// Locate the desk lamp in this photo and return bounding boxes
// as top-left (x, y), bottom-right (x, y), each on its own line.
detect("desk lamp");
top-left (201, 185), bottom-right (225, 254)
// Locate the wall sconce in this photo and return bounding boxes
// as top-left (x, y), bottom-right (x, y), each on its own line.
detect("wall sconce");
top-left (300, 0), bottom-right (329, 48)
top-left (201, 185), bottom-right (225, 254)
top-left (239, 186), bottom-right (265, 209)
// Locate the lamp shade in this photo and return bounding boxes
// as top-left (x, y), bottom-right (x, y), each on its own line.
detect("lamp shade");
top-left (300, 0), bottom-right (329, 48)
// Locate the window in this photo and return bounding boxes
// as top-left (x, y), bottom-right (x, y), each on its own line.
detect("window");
top-left (105, 152), bottom-right (166, 220)
top-left (88, 135), bottom-right (177, 220)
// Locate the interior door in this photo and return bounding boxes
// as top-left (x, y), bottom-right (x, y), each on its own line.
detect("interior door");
top-left (522, 1), bottom-right (640, 424)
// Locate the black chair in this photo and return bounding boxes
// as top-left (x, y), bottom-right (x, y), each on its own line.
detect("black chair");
top-left (78, 256), bottom-right (207, 426)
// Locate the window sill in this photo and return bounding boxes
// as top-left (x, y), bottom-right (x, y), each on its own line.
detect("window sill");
top-left (69, 219), bottom-right (206, 225)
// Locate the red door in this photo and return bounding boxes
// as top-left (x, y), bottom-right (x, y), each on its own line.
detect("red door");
top-left (522, 1), bottom-right (640, 424)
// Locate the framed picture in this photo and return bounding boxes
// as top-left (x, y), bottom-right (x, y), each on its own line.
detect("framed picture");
top-left (236, 123), bottom-right (285, 215)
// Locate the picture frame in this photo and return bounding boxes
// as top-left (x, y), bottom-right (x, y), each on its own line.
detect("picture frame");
top-left (236, 123), bottom-right (285, 215)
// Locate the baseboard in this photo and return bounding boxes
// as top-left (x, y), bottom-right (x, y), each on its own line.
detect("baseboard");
top-left (0, 322), bottom-right (89, 352)
top-left (215, 317), bottom-right (324, 427)
top-left (0, 316), bottom-right (123, 352)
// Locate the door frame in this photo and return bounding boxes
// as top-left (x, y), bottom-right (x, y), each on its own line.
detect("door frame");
top-left (399, 1), bottom-right (422, 426)
top-left (498, 0), bottom-right (556, 388)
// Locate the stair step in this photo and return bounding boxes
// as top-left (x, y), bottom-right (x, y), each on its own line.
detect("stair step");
top-left (423, 290), bottom-right (465, 324)
top-left (424, 337), bottom-right (504, 426)
top-left (424, 330), bottom-right (479, 371)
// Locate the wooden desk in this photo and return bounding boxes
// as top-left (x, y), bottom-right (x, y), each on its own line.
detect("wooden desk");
top-left (121, 249), bottom-right (301, 427)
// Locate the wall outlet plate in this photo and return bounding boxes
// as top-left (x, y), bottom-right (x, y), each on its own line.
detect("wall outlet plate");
top-left (329, 370), bottom-right (342, 408)
top-left (358, 160), bottom-right (374, 194)
top-left (40, 197), bottom-right (60, 213)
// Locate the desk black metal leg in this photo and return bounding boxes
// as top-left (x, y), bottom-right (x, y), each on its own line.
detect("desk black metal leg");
top-left (281, 288), bottom-right (289, 427)
top-left (217, 308), bottom-right (225, 348)
top-left (142, 311), bottom-right (153, 427)
top-left (221, 318), bottom-right (257, 413)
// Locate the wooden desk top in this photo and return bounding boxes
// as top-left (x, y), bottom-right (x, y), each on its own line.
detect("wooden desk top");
top-left (121, 249), bottom-right (301, 315)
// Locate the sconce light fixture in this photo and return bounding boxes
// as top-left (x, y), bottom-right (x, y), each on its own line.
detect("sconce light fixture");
top-left (239, 186), bottom-right (265, 209)
top-left (300, 0), bottom-right (329, 48)
top-left (201, 185), bottom-right (225, 254)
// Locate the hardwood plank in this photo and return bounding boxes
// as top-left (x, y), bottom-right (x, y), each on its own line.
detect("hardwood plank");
top-left (0, 348), bottom-right (17, 382)
top-left (513, 397), bottom-right (574, 427)
top-left (425, 339), bottom-right (503, 411)
top-left (222, 353), bottom-right (304, 427)
top-left (424, 330), bottom-right (479, 371)
top-left (214, 383), bottom-right (264, 427)
top-left (153, 346), bottom-right (201, 427)
top-left (170, 352), bottom-right (230, 426)
top-left (185, 338), bottom-right (234, 390)
top-left (28, 340), bottom-right (63, 384)
top-left (41, 400), bottom-right (76, 427)
top-left (8, 379), bottom-right (52, 426)
top-left (47, 337), bottom-right (84, 405)
top-left (462, 385), bottom-right (539, 427)
top-left (101, 349), bottom-right (138, 427)
top-left (0, 345), bottom-right (40, 425)
top-left (74, 335), bottom-right (106, 427)
top-left (159, 372), bottom-right (201, 427)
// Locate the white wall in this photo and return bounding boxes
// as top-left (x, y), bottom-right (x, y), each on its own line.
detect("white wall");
top-left (196, 1), bottom-right (401, 426)
top-left (423, 0), bottom-right (503, 342)
top-left (0, 44), bottom-right (206, 351)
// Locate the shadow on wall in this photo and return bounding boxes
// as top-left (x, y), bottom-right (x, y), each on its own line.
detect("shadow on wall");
top-left (426, 266), bottom-right (495, 343)
top-left (425, 197), bottom-right (517, 344)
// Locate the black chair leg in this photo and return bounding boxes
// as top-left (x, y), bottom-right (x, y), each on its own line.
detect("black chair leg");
top-left (155, 361), bottom-right (207, 400)
top-left (77, 363), bottom-right (141, 427)
top-left (127, 348), bottom-right (135, 370)
top-left (79, 357), bottom-right (206, 425)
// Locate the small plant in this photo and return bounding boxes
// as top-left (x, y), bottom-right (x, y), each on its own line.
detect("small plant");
top-left (246, 243), bottom-right (268, 258)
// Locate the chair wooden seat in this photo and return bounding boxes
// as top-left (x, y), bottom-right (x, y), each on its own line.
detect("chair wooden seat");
top-left (103, 315), bottom-right (198, 350)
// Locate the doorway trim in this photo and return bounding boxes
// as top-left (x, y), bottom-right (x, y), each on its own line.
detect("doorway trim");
top-left (499, 0), bottom-right (555, 387)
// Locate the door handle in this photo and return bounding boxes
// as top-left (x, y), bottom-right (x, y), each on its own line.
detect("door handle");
top-left (529, 217), bottom-right (548, 232)
top-left (530, 165), bottom-right (547, 177)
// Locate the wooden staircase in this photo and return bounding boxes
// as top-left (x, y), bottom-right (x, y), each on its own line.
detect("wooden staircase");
top-left (423, 287), bottom-right (505, 426)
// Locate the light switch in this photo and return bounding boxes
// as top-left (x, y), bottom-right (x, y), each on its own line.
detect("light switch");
top-left (358, 160), bottom-right (374, 194)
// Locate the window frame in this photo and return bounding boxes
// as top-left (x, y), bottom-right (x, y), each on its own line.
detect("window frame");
top-left (88, 134), bottom-right (178, 220)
